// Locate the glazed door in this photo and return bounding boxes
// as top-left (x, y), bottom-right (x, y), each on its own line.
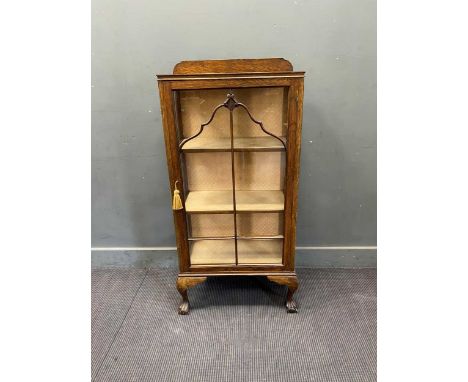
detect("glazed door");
top-left (173, 87), bottom-right (290, 269)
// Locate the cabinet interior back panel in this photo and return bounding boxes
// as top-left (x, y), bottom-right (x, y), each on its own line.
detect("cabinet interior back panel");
top-left (189, 213), bottom-right (284, 238)
top-left (179, 87), bottom-right (287, 138)
top-left (184, 152), bottom-right (285, 191)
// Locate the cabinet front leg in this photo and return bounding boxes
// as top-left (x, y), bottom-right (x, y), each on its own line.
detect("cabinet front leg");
top-left (267, 275), bottom-right (299, 313)
top-left (176, 276), bottom-right (207, 315)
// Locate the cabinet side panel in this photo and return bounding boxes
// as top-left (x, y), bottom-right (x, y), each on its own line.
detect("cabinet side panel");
top-left (158, 81), bottom-right (190, 272)
top-left (283, 79), bottom-right (304, 270)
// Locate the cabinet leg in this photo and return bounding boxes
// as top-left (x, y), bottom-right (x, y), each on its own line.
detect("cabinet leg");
top-left (176, 276), bottom-right (207, 315)
top-left (267, 275), bottom-right (299, 313)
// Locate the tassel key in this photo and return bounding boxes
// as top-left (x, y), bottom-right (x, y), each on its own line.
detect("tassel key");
top-left (172, 181), bottom-right (183, 210)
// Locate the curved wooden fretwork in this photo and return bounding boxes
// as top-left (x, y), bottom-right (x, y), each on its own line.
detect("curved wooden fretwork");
top-left (178, 103), bottom-right (226, 150)
top-left (235, 102), bottom-right (287, 150)
top-left (178, 93), bottom-right (287, 151)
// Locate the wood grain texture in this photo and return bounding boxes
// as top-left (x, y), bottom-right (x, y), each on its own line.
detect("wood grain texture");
top-left (157, 81), bottom-right (190, 272)
top-left (186, 264), bottom-right (286, 273)
top-left (267, 274), bottom-right (299, 313)
top-left (168, 77), bottom-right (294, 90)
top-left (173, 58), bottom-right (293, 74)
top-left (282, 79), bottom-right (304, 271)
top-left (179, 271), bottom-right (296, 277)
top-left (156, 59), bottom-right (305, 312)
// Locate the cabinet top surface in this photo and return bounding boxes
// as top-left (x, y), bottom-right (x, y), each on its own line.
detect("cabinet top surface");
top-left (157, 58), bottom-right (305, 80)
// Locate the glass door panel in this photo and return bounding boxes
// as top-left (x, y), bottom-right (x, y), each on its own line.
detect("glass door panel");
top-left (237, 239), bottom-right (283, 265)
top-left (189, 239), bottom-right (236, 265)
top-left (232, 89), bottom-right (287, 265)
top-left (236, 212), bottom-right (284, 237)
top-left (176, 89), bottom-right (236, 266)
top-left (237, 212), bottom-right (284, 265)
top-left (175, 87), bottom-right (288, 267)
top-left (234, 152), bottom-right (285, 190)
top-left (189, 214), bottom-right (235, 238)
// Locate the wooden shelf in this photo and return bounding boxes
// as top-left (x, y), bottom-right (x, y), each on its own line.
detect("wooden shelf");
top-left (188, 235), bottom-right (284, 241)
top-left (181, 136), bottom-right (286, 152)
top-left (190, 239), bottom-right (283, 265)
top-left (185, 190), bottom-right (284, 213)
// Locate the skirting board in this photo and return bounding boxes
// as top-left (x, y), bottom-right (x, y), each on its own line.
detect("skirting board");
top-left (91, 246), bottom-right (376, 268)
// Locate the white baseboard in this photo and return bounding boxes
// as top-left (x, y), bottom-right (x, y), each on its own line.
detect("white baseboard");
top-left (91, 246), bottom-right (377, 268)
top-left (91, 247), bottom-right (178, 251)
top-left (91, 246), bottom-right (376, 251)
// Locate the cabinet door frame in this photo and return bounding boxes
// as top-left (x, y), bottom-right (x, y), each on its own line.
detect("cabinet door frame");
top-left (158, 77), bottom-right (304, 273)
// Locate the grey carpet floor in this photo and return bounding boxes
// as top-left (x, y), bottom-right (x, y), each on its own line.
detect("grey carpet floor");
top-left (92, 268), bottom-right (376, 382)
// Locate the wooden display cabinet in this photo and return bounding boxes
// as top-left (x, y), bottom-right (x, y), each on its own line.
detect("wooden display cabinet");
top-left (157, 58), bottom-right (304, 314)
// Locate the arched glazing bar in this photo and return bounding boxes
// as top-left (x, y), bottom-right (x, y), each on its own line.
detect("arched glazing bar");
top-left (179, 93), bottom-right (287, 151)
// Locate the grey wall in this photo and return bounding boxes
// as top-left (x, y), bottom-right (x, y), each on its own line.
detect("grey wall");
top-left (92, 0), bottom-right (376, 264)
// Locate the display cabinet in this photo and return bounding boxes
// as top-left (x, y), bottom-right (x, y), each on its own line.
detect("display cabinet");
top-left (157, 58), bottom-right (304, 314)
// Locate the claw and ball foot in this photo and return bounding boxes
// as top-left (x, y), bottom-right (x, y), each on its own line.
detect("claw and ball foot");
top-left (285, 296), bottom-right (298, 313)
top-left (178, 300), bottom-right (190, 315)
top-left (176, 276), bottom-right (207, 315)
top-left (267, 275), bottom-right (299, 313)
